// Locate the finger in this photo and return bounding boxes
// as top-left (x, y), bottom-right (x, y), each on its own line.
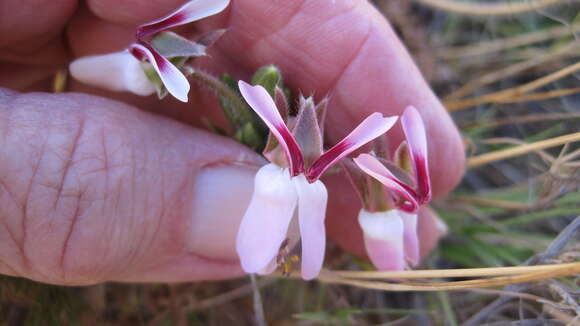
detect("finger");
top-left (0, 0), bottom-right (77, 89)
top-left (417, 206), bottom-right (448, 259)
top-left (0, 90), bottom-right (264, 285)
top-left (88, 0), bottom-right (186, 26)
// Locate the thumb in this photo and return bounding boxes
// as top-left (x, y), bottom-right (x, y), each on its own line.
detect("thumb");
top-left (0, 90), bottom-right (262, 285)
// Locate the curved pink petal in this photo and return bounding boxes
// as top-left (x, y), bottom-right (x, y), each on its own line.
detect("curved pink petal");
top-left (236, 164), bottom-right (298, 274)
top-left (399, 211), bottom-right (419, 266)
top-left (307, 113), bottom-right (397, 182)
top-left (401, 106), bottom-right (431, 204)
top-left (238, 81), bottom-right (304, 175)
top-left (137, 0), bottom-right (230, 38)
top-left (293, 175), bottom-right (328, 280)
top-left (128, 42), bottom-right (190, 102)
top-left (358, 210), bottom-right (405, 271)
top-left (353, 153), bottom-right (418, 213)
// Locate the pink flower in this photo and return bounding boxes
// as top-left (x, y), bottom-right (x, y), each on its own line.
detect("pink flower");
top-left (69, 0), bottom-right (230, 102)
top-left (353, 106), bottom-right (432, 270)
top-left (236, 81), bottom-right (397, 280)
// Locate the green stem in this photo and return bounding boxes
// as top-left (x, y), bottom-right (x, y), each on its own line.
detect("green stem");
top-left (186, 67), bottom-right (255, 127)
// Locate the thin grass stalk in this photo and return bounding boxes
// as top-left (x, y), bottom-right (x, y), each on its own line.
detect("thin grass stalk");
top-left (314, 262), bottom-right (580, 292)
top-left (446, 87), bottom-right (580, 111)
top-left (467, 132), bottom-right (580, 168)
top-left (415, 0), bottom-right (568, 16)
top-left (438, 23), bottom-right (580, 59)
top-left (445, 42), bottom-right (578, 100)
top-left (459, 112), bottom-right (580, 129)
top-left (330, 262), bottom-right (579, 279)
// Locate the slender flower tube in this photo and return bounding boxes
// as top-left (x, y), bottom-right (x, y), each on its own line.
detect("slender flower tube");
top-left (353, 106), bottom-right (432, 270)
top-left (236, 81), bottom-right (397, 280)
top-left (69, 0), bottom-right (230, 102)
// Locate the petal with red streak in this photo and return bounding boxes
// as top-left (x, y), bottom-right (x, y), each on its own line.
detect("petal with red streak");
top-left (307, 113), bottom-right (397, 182)
top-left (128, 42), bottom-right (190, 102)
top-left (238, 81), bottom-right (304, 175)
top-left (137, 0), bottom-right (230, 38)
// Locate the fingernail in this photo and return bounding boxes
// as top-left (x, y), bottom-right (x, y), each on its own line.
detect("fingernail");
top-left (188, 164), bottom-right (258, 260)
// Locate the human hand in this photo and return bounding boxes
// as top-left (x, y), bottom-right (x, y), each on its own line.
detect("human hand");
top-left (0, 0), bottom-right (464, 285)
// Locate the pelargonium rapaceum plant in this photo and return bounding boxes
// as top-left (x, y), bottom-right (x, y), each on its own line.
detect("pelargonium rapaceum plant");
top-left (349, 106), bottom-right (433, 271)
top-left (69, 0), bottom-right (230, 102)
top-left (235, 81), bottom-right (398, 280)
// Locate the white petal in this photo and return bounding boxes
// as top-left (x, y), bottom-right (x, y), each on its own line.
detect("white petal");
top-left (69, 51), bottom-right (156, 96)
top-left (236, 164), bottom-right (297, 274)
top-left (358, 210), bottom-right (406, 271)
top-left (293, 175), bottom-right (328, 280)
top-left (399, 211), bottom-right (419, 266)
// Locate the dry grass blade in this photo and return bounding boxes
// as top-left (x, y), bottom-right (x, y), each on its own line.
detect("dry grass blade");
top-left (444, 43), bottom-right (578, 100)
top-left (446, 87), bottom-right (580, 111)
top-left (415, 0), bottom-right (568, 16)
top-left (452, 195), bottom-right (544, 210)
top-left (471, 288), bottom-right (573, 310)
top-left (314, 262), bottom-right (580, 292)
top-left (467, 132), bottom-right (580, 168)
top-left (515, 60), bottom-right (580, 94)
top-left (460, 112), bottom-right (580, 129)
top-left (543, 305), bottom-right (580, 325)
top-left (438, 23), bottom-right (580, 59)
top-left (52, 69), bottom-right (67, 93)
top-left (330, 263), bottom-right (579, 279)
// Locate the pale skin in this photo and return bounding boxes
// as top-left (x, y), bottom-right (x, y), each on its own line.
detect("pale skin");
top-left (0, 0), bottom-right (464, 285)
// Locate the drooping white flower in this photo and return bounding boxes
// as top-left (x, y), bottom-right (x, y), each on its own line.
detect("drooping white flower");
top-left (353, 106), bottom-right (432, 270)
top-left (69, 0), bottom-right (230, 102)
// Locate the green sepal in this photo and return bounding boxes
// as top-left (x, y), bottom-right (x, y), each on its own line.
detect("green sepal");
top-left (142, 63), bottom-right (168, 99)
top-left (151, 31), bottom-right (206, 58)
top-left (251, 65), bottom-right (282, 97)
top-left (218, 74), bottom-right (260, 131)
top-left (197, 29), bottom-right (226, 47)
top-left (234, 122), bottom-right (265, 151)
top-left (315, 97), bottom-right (328, 136)
top-left (291, 96), bottom-right (323, 169)
top-left (394, 141), bottom-right (412, 173)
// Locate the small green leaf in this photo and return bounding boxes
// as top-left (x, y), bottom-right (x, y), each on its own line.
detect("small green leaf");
top-left (235, 122), bottom-right (265, 151)
top-left (215, 73), bottom-right (260, 134)
top-left (142, 64), bottom-right (168, 99)
top-left (292, 96), bottom-right (323, 169)
top-left (251, 65), bottom-right (282, 97)
top-left (151, 31), bottom-right (206, 58)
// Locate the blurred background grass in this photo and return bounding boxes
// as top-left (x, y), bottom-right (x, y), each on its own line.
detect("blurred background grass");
top-left (2, 0), bottom-right (579, 325)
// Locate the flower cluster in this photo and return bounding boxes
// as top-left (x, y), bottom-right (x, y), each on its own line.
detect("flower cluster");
top-left (236, 81), bottom-right (433, 278)
top-left (235, 81), bottom-right (398, 280)
top-left (68, 0), bottom-right (436, 280)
